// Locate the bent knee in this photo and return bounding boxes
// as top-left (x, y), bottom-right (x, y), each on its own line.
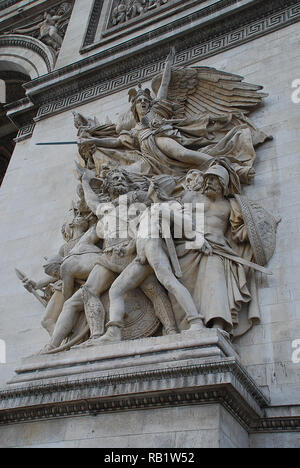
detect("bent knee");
top-left (155, 274), bottom-right (174, 292)
top-left (109, 282), bottom-right (126, 301)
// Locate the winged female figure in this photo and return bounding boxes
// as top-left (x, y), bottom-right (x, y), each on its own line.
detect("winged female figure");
top-left (78, 48), bottom-right (270, 184)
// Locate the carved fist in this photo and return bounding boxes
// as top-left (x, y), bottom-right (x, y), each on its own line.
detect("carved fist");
top-left (201, 240), bottom-right (213, 256)
top-left (23, 279), bottom-right (37, 292)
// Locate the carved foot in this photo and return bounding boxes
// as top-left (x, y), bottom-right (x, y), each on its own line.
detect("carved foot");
top-left (165, 329), bottom-right (178, 335)
top-left (39, 344), bottom-right (56, 355)
top-left (217, 329), bottom-right (231, 341)
top-left (96, 325), bottom-right (122, 345)
top-left (72, 335), bottom-right (102, 349)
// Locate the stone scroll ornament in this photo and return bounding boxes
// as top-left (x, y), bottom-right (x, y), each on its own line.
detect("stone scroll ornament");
top-left (18, 49), bottom-right (280, 354)
top-left (4, 2), bottom-right (73, 54)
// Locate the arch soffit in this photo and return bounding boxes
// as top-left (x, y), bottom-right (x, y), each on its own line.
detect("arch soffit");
top-left (0, 35), bottom-right (55, 79)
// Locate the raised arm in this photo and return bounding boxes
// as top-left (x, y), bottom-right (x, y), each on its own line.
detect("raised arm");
top-left (157, 47), bottom-right (176, 100)
top-left (12, 22), bottom-right (42, 34)
top-left (78, 135), bottom-right (122, 149)
top-left (76, 225), bottom-right (99, 245)
top-left (81, 172), bottom-right (100, 216)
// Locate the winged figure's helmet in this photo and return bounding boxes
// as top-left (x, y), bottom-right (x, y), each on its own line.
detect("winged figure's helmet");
top-left (128, 83), bottom-right (153, 122)
top-left (203, 165), bottom-right (230, 196)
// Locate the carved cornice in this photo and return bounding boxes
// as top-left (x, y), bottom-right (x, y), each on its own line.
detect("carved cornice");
top-left (0, 0), bottom-right (21, 11)
top-left (20, 0), bottom-right (300, 123)
top-left (81, 0), bottom-right (238, 56)
top-left (0, 357), bottom-right (298, 433)
top-left (102, 0), bottom-right (194, 43)
top-left (0, 358), bottom-right (269, 429)
top-left (4, 0), bottom-right (300, 131)
top-left (1, 356), bottom-right (299, 433)
top-left (255, 416), bottom-right (300, 433)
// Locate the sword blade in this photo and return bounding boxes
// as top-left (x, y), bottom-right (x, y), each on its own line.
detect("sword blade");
top-left (36, 141), bottom-right (78, 145)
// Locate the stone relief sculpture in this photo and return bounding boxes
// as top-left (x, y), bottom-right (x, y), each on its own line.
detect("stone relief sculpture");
top-left (111, 0), bottom-right (169, 26)
top-left (5, 2), bottom-right (73, 54)
top-left (17, 49), bottom-right (280, 354)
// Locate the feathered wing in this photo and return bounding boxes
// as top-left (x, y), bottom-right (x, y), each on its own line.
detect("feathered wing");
top-left (116, 109), bottom-right (136, 133)
top-left (152, 67), bottom-right (268, 119)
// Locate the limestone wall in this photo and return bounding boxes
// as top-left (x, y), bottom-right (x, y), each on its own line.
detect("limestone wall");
top-left (0, 405), bottom-right (249, 448)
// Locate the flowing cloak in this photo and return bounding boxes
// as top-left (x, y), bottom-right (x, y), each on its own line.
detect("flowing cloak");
top-left (171, 196), bottom-right (278, 337)
top-left (94, 98), bottom-right (271, 179)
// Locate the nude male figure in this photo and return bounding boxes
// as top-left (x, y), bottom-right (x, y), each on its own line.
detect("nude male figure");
top-left (42, 168), bottom-right (177, 353)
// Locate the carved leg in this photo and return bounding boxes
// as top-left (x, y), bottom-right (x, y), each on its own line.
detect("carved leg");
top-left (61, 274), bottom-right (75, 301)
top-left (82, 285), bottom-right (106, 339)
top-left (97, 261), bottom-right (152, 344)
top-left (155, 136), bottom-right (212, 168)
top-left (145, 239), bottom-right (205, 330)
top-left (75, 264), bottom-right (116, 347)
top-left (41, 290), bottom-right (65, 337)
top-left (140, 274), bottom-right (177, 335)
top-left (43, 265), bottom-right (115, 351)
top-left (46, 289), bottom-right (84, 350)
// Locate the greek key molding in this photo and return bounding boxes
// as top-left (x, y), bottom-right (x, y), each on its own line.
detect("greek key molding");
top-left (81, 0), bottom-right (243, 53)
top-left (14, 122), bottom-right (35, 142)
top-left (34, 0), bottom-right (300, 121)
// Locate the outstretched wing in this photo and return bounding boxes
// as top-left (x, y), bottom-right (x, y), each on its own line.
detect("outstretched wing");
top-left (152, 67), bottom-right (268, 119)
